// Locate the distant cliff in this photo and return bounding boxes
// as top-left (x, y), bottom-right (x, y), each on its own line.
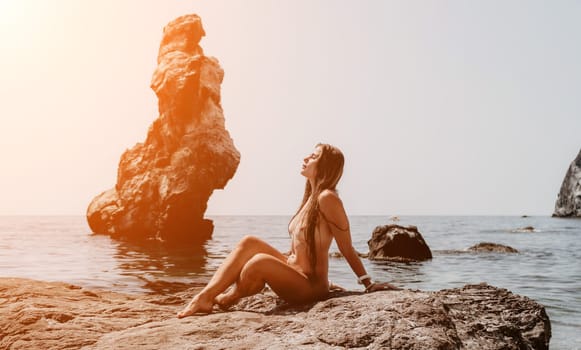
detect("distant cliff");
top-left (553, 149), bottom-right (581, 217)
top-left (87, 14), bottom-right (240, 243)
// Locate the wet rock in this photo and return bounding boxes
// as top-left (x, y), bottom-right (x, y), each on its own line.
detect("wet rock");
top-left (0, 278), bottom-right (550, 350)
top-left (468, 242), bottom-right (519, 253)
top-left (368, 224), bottom-right (432, 261)
top-left (511, 226), bottom-right (535, 233)
top-left (553, 148), bottom-right (581, 217)
top-left (329, 250), bottom-right (368, 258)
top-left (87, 14), bottom-right (240, 244)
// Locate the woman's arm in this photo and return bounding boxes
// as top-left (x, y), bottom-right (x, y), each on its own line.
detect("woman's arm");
top-left (319, 190), bottom-right (400, 292)
top-left (318, 190), bottom-right (374, 290)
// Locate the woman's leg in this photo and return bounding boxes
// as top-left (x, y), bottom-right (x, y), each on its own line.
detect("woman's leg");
top-left (215, 253), bottom-right (319, 309)
top-left (177, 235), bottom-right (286, 318)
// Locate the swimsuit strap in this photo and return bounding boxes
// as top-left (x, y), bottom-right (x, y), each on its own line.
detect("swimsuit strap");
top-left (319, 209), bottom-right (349, 232)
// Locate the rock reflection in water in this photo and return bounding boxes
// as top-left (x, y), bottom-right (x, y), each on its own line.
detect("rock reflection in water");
top-left (113, 240), bottom-right (209, 294)
top-left (369, 259), bottom-right (427, 286)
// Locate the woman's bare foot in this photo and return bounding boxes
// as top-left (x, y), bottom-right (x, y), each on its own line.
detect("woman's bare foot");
top-left (214, 288), bottom-right (241, 310)
top-left (177, 294), bottom-right (214, 318)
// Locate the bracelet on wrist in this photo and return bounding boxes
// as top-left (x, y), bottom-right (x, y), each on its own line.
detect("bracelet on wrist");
top-left (357, 274), bottom-right (372, 285)
top-left (365, 282), bottom-right (376, 293)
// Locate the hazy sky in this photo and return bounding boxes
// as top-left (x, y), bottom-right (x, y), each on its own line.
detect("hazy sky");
top-left (1, 1), bottom-right (580, 216)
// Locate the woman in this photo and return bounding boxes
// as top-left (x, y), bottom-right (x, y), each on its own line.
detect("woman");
top-left (177, 143), bottom-right (398, 318)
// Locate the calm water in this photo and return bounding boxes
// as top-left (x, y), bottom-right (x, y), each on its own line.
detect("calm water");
top-left (0, 215), bottom-right (579, 349)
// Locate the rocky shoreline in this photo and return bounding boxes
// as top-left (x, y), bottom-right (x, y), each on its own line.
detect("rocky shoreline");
top-left (0, 277), bottom-right (551, 349)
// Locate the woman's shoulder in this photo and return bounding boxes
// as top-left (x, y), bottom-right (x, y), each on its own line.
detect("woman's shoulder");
top-left (317, 189), bottom-right (342, 209)
top-left (317, 189), bottom-right (349, 231)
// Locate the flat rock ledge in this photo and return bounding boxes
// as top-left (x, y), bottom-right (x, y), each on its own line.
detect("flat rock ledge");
top-left (0, 278), bottom-right (550, 350)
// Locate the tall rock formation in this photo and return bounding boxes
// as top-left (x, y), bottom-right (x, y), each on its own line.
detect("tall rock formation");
top-left (553, 149), bottom-right (581, 217)
top-left (87, 14), bottom-right (240, 243)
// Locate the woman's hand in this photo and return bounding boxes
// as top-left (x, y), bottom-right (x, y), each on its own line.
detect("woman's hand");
top-left (329, 281), bottom-right (347, 292)
top-left (365, 282), bottom-right (401, 293)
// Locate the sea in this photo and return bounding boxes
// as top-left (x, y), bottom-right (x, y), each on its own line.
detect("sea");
top-left (0, 215), bottom-right (579, 349)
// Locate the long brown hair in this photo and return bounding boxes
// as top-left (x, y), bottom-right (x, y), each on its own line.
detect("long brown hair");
top-left (290, 143), bottom-right (345, 279)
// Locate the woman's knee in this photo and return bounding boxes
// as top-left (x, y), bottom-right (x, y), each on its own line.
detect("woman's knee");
top-left (237, 255), bottom-right (271, 296)
top-left (236, 235), bottom-right (284, 261)
top-left (238, 235), bottom-right (261, 248)
top-left (240, 253), bottom-right (271, 278)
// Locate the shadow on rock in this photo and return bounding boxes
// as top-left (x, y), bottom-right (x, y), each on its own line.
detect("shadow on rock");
top-left (228, 289), bottom-right (366, 315)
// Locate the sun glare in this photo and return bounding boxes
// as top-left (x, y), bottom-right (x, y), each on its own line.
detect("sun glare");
top-left (0, 0), bottom-right (27, 26)
top-left (0, 0), bottom-right (51, 32)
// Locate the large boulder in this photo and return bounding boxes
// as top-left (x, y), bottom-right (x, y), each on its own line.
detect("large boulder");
top-left (0, 278), bottom-right (551, 350)
top-left (368, 224), bottom-right (433, 261)
top-left (553, 148), bottom-right (581, 217)
top-left (87, 14), bottom-right (240, 244)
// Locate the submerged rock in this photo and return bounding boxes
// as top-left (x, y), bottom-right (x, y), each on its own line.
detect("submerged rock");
top-left (87, 14), bottom-right (240, 244)
top-left (329, 250), bottom-right (368, 258)
top-left (368, 224), bottom-right (432, 261)
top-left (0, 278), bottom-right (551, 350)
top-left (468, 242), bottom-right (519, 253)
top-left (553, 148), bottom-right (581, 217)
top-left (511, 226), bottom-right (535, 233)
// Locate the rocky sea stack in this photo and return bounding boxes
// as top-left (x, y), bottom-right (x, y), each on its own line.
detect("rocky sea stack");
top-left (553, 148), bottom-right (581, 217)
top-left (87, 14), bottom-right (240, 244)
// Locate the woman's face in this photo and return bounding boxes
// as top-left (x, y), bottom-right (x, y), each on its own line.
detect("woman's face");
top-left (301, 146), bottom-right (322, 179)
